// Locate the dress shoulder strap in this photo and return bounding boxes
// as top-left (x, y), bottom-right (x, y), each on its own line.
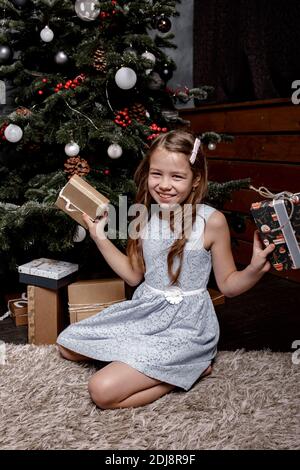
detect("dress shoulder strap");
top-left (197, 204), bottom-right (216, 222)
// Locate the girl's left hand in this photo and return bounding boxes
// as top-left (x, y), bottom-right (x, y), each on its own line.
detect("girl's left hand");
top-left (250, 230), bottom-right (275, 274)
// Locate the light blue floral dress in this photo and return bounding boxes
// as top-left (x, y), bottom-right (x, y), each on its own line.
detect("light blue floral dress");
top-left (57, 204), bottom-right (220, 390)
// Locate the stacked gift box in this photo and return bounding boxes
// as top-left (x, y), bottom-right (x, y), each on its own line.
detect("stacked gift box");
top-left (17, 258), bottom-right (128, 343)
top-left (18, 258), bottom-right (79, 344)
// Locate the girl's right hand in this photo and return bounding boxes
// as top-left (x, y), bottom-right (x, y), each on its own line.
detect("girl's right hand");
top-left (82, 211), bottom-right (108, 241)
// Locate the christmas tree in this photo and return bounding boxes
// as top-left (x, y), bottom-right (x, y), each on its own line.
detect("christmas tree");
top-left (0, 0), bottom-right (248, 283)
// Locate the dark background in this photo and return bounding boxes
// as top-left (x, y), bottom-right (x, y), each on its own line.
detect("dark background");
top-left (194, 0), bottom-right (300, 103)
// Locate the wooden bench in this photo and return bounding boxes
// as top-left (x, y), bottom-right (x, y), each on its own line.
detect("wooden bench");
top-left (208, 288), bottom-right (225, 306)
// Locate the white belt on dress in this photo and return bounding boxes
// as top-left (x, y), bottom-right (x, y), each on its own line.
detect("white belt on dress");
top-left (145, 283), bottom-right (206, 305)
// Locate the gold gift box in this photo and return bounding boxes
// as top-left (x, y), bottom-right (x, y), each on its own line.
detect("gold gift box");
top-left (55, 174), bottom-right (109, 229)
top-left (68, 278), bottom-right (126, 324)
top-left (8, 299), bottom-right (28, 326)
top-left (27, 285), bottom-right (67, 345)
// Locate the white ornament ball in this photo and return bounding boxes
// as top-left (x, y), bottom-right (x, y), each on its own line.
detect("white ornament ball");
top-left (4, 124), bottom-right (23, 143)
top-left (141, 51), bottom-right (156, 64)
top-left (107, 143), bottom-right (123, 159)
top-left (115, 67), bottom-right (137, 90)
top-left (65, 141), bottom-right (80, 156)
top-left (208, 142), bottom-right (216, 151)
top-left (73, 225), bottom-right (86, 242)
top-left (75, 0), bottom-right (100, 21)
top-left (40, 26), bottom-right (54, 42)
top-left (55, 51), bottom-right (68, 64)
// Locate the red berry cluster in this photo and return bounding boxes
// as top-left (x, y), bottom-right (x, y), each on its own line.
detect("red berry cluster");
top-left (100, 10), bottom-right (116, 18)
top-left (54, 74), bottom-right (86, 93)
top-left (93, 168), bottom-right (111, 176)
top-left (0, 122), bottom-right (8, 141)
top-left (147, 123), bottom-right (168, 141)
top-left (114, 108), bottom-right (132, 127)
top-left (100, 0), bottom-right (118, 18)
top-left (36, 78), bottom-right (49, 95)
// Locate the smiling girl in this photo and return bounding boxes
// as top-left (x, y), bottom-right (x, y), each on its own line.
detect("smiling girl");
top-left (57, 130), bottom-right (274, 409)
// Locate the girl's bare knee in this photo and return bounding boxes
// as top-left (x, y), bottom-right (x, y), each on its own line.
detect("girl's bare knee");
top-left (57, 344), bottom-right (68, 358)
top-left (57, 344), bottom-right (84, 362)
top-left (88, 375), bottom-right (116, 409)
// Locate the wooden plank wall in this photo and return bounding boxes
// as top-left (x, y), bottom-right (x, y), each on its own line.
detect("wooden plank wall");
top-left (180, 98), bottom-right (300, 282)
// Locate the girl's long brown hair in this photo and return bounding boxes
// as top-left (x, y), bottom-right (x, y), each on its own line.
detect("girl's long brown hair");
top-left (127, 129), bottom-right (208, 285)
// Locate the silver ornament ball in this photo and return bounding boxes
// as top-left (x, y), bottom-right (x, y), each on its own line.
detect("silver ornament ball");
top-left (40, 26), bottom-right (54, 43)
top-left (115, 67), bottom-right (137, 90)
top-left (75, 0), bottom-right (100, 21)
top-left (65, 141), bottom-right (80, 156)
top-left (107, 143), bottom-right (123, 159)
top-left (4, 124), bottom-right (23, 143)
top-left (55, 51), bottom-right (68, 64)
top-left (141, 51), bottom-right (156, 64)
top-left (73, 225), bottom-right (86, 242)
top-left (208, 142), bottom-right (216, 151)
top-left (0, 45), bottom-right (13, 65)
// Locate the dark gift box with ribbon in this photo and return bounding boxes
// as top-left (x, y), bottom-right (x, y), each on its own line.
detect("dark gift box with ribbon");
top-left (250, 187), bottom-right (300, 271)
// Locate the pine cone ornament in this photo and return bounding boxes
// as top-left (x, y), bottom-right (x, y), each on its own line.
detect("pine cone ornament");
top-left (128, 102), bottom-right (148, 124)
top-left (64, 156), bottom-right (90, 178)
top-left (93, 48), bottom-right (107, 72)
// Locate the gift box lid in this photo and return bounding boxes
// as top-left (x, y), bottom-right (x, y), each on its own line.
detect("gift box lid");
top-left (68, 278), bottom-right (125, 304)
top-left (18, 258), bottom-right (79, 280)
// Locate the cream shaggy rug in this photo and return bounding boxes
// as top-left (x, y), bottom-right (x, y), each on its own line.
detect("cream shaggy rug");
top-left (0, 344), bottom-right (299, 450)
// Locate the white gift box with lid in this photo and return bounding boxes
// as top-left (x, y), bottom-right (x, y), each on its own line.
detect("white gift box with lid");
top-left (18, 258), bottom-right (79, 290)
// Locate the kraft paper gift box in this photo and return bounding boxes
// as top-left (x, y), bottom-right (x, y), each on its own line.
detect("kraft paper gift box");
top-left (251, 191), bottom-right (300, 271)
top-left (68, 278), bottom-right (126, 323)
top-left (55, 174), bottom-right (110, 229)
top-left (9, 299), bottom-right (28, 326)
top-left (27, 285), bottom-right (68, 345)
top-left (18, 258), bottom-right (79, 290)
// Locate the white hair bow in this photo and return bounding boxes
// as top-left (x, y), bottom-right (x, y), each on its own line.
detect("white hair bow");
top-left (189, 137), bottom-right (201, 164)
